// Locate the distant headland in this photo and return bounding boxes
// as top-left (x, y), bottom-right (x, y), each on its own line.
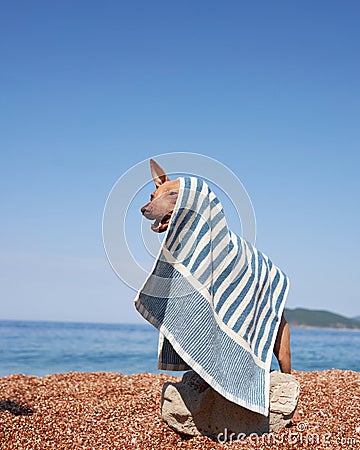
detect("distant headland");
top-left (284, 308), bottom-right (360, 330)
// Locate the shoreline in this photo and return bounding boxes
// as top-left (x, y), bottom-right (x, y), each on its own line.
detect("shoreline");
top-left (1, 366), bottom-right (360, 378)
top-left (1, 370), bottom-right (359, 449)
top-left (1, 365), bottom-right (359, 380)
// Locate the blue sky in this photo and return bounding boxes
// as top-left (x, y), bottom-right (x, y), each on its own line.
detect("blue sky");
top-left (1, 1), bottom-right (359, 323)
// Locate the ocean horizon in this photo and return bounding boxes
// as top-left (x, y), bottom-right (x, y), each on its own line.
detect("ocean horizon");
top-left (0, 319), bottom-right (359, 378)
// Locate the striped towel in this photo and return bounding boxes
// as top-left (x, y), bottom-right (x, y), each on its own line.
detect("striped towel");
top-left (134, 176), bottom-right (289, 416)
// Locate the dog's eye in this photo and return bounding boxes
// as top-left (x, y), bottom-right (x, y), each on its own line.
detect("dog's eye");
top-left (169, 191), bottom-right (178, 196)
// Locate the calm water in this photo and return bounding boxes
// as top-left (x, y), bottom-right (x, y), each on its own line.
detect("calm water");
top-left (0, 320), bottom-right (359, 377)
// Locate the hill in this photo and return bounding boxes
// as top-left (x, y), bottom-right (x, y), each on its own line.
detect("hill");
top-left (284, 308), bottom-right (360, 330)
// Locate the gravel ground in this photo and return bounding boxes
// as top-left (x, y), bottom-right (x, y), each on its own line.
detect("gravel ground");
top-left (1, 370), bottom-right (359, 449)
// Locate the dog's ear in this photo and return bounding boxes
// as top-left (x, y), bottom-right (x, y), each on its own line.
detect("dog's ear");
top-left (150, 159), bottom-right (170, 187)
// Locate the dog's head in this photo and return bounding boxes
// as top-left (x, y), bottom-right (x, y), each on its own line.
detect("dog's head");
top-left (141, 159), bottom-right (180, 233)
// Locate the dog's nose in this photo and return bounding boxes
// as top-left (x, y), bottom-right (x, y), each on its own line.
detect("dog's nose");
top-left (141, 205), bottom-right (149, 215)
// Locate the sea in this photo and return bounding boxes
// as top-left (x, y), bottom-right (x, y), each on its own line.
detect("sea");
top-left (0, 320), bottom-right (359, 378)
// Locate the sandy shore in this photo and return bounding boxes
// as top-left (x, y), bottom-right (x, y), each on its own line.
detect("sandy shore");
top-left (1, 370), bottom-right (359, 449)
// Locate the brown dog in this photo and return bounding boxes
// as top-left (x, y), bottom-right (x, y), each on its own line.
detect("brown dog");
top-left (141, 159), bottom-right (300, 420)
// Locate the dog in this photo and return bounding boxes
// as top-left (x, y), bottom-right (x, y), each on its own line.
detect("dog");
top-left (141, 158), bottom-right (300, 421)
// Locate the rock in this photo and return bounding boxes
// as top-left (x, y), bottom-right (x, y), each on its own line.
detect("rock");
top-left (161, 370), bottom-right (300, 439)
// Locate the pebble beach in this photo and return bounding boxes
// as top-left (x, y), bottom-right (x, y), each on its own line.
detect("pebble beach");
top-left (1, 370), bottom-right (359, 449)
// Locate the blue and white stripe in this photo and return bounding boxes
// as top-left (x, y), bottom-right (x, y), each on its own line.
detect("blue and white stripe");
top-left (135, 176), bottom-right (289, 416)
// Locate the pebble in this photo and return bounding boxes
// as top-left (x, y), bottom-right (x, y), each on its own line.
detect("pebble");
top-left (0, 369), bottom-right (359, 449)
